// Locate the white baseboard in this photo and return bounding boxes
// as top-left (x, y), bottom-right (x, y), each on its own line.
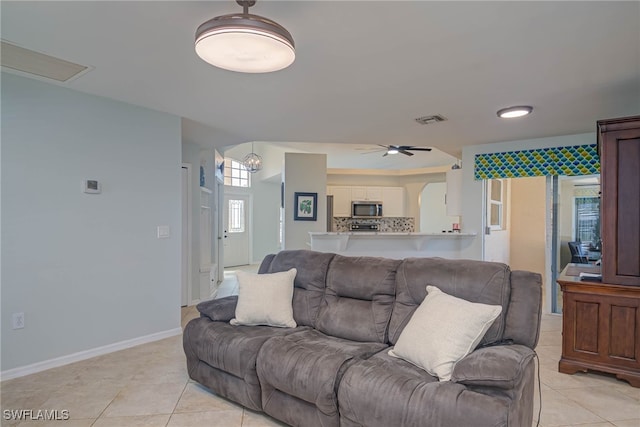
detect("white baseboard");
top-left (0, 327), bottom-right (182, 381)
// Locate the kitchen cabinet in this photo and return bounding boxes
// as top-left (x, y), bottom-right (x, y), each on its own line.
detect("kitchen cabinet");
top-left (446, 168), bottom-right (462, 217)
top-left (328, 185), bottom-right (406, 217)
top-left (382, 187), bottom-right (405, 217)
top-left (328, 186), bottom-right (352, 217)
top-left (351, 186), bottom-right (383, 201)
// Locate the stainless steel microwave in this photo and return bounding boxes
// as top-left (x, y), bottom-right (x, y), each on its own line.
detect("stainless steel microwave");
top-left (351, 201), bottom-right (383, 218)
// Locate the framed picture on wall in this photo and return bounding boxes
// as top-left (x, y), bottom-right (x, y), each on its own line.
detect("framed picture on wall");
top-left (294, 192), bottom-right (317, 221)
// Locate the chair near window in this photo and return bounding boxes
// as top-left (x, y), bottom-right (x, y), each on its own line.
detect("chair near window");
top-left (568, 241), bottom-right (589, 264)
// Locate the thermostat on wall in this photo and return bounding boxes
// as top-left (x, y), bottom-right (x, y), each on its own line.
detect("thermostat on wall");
top-left (82, 179), bottom-right (101, 194)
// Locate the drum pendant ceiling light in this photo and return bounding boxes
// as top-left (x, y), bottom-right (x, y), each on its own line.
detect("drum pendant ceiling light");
top-left (195, 0), bottom-right (295, 73)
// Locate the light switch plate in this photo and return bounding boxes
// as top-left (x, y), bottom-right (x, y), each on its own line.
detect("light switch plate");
top-left (157, 225), bottom-right (170, 239)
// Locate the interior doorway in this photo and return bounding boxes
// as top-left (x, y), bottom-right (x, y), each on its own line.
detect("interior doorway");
top-left (549, 174), bottom-right (601, 314)
top-left (223, 193), bottom-right (251, 267)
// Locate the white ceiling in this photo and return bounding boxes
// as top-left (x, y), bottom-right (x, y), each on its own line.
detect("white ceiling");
top-left (2, 1), bottom-right (639, 168)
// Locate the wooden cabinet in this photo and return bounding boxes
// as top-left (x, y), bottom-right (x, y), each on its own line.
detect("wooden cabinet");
top-left (557, 265), bottom-right (640, 387)
top-left (382, 187), bottom-right (405, 217)
top-left (556, 115), bottom-right (640, 388)
top-left (598, 116), bottom-right (640, 286)
top-left (328, 186), bottom-right (352, 217)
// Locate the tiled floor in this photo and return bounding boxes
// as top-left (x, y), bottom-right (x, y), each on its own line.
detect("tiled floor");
top-left (2, 271), bottom-right (639, 426)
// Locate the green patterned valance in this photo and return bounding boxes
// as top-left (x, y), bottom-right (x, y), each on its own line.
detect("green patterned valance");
top-left (474, 144), bottom-right (600, 180)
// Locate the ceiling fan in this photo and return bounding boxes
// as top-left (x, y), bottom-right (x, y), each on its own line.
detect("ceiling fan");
top-left (361, 145), bottom-right (433, 157)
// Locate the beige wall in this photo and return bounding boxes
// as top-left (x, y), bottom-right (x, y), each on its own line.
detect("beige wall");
top-left (284, 153), bottom-right (327, 250)
top-left (509, 176), bottom-right (547, 285)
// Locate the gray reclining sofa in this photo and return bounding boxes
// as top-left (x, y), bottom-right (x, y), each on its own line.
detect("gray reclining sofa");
top-left (183, 250), bottom-right (542, 427)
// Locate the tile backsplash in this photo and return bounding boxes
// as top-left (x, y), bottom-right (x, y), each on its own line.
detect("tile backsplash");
top-left (333, 217), bottom-right (415, 232)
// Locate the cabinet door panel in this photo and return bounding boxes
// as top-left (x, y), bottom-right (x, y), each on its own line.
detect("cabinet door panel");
top-left (382, 187), bottom-right (405, 217)
top-left (575, 301), bottom-right (599, 354)
top-left (609, 305), bottom-right (637, 360)
top-left (331, 187), bottom-right (352, 217)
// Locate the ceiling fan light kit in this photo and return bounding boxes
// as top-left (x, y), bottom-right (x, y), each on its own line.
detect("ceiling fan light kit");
top-left (379, 145), bottom-right (432, 157)
top-left (497, 106), bottom-right (533, 119)
top-left (195, 0), bottom-right (295, 73)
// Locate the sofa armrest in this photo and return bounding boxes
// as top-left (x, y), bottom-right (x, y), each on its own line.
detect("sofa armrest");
top-left (196, 296), bottom-right (238, 322)
top-left (451, 344), bottom-right (536, 389)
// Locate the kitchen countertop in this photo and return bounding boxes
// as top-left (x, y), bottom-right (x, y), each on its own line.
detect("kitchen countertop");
top-left (308, 231), bottom-right (477, 259)
top-left (309, 232), bottom-right (476, 236)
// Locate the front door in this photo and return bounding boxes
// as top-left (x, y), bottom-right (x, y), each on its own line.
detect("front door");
top-left (223, 194), bottom-right (250, 267)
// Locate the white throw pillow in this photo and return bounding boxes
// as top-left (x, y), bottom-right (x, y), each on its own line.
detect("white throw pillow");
top-left (230, 268), bottom-right (297, 328)
top-left (389, 285), bottom-right (502, 381)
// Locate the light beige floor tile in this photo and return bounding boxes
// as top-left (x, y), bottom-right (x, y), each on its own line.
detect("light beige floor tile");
top-left (167, 410), bottom-right (243, 427)
top-left (0, 388), bottom-right (54, 413)
top-left (535, 389), bottom-right (605, 426)
top-left (174, 383), bottom-right (241, 413)
top-left (16, 419), bottom-right (95, 427)
top-left (537, 331), bottom-right (563, 347)
top-left (92, 414), bottom-right (170, 427)
top-left (612, 420), bottom-right (640, 427)
top-left (539, 366), bottom-right (625, 390)
top-left (539, 315), bottom-right (563, 332)
top-left (563, 423), bottom-right (616, 427)
top-left (557, 387), bottom-right (640, 421)
top-left (39, 380), bottom-right (123, 419)
top-left (241, 409), bottom-right (288, 426)
top-left (102, 382), bottom-right (186, 417)
top-left (130, 363), bottom-right (189, 385)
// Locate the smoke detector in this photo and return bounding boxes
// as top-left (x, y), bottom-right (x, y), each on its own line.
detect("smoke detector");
top-left (414, 114), bottom-right (447, 125)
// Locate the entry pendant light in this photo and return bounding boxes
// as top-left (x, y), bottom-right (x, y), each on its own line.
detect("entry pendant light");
top-left (195, 0), bottom-right (295, 73)
top-left (242, 143), bottom-right (263, 173)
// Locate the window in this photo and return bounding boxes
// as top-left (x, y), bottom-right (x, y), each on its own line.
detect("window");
top-left (224, 158), bottom-right (250, 188)
top-left (574, 197), bottom-right (600, 248)
top-left (487, 179), bottom-right (506, 230)
top-left (228, 199), bottom-right (245, 233)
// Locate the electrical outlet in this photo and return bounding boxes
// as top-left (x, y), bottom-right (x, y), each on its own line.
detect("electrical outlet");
top-left (12, 312), bottom-right (25, 329)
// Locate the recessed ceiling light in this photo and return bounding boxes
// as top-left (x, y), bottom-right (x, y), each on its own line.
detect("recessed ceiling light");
top-left (497, 106), bottom-right (533, 119)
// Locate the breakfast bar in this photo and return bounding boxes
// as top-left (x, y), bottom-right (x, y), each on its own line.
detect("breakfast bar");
top-left (309, 232), bottom-right (477, 259)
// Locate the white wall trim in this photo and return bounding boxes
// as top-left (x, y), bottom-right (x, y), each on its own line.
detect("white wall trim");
top-left (0, 327), bottom-right (182, 381)
top-left (182, 163), bottom-right (193, 307)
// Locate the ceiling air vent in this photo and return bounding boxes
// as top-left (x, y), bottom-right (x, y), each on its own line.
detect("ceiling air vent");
top-left (414, 115), bottom-right (447, 125)
top-left (1, 40), bottom-right (89, 82)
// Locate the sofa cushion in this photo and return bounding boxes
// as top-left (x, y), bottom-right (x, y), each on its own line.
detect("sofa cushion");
top-left (338, 350), bottom-right (509, 427)
top-left (389, 258), bottom-right (511, 346)
top-left (315, 255), bottom-right (401, 343)
top-left (184, 317), bottom-right (293, 380)
top-left (256, 329), bottom-right (387, 416)
top-left (389, 286), bottom-right (502, 381)
top-left (231, 269), bottom-right (297, 328)
top-left (264, 250), bottom-right (336, 327)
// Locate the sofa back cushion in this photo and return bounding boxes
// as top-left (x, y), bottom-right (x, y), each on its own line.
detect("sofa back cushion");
top-left (315, 255), bottom-right (401, 343)
top-left (388, 258), bottom-right (511, 346)
top-left (263, 250), bottom-right (335, 327)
